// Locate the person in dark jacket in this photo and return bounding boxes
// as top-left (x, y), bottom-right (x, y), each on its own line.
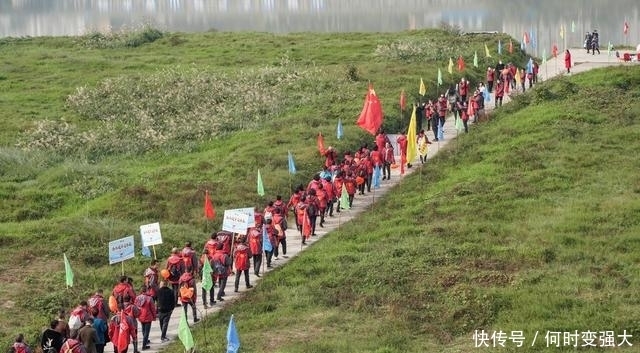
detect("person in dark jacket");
top-left (155, 281), bottom-right (175, 342)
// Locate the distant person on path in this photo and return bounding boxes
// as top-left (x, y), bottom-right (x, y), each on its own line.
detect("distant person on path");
top-left (591, 30), bottom-right (600, 54)
top-left (155, 281), bottom-right (174, 342)
top-left (417, 130), bottom-right (431, 163)
top-left (178, 271), bottom-right (198, 323)
top-left (247, 225), bottom-right (263, 277)
top-left (584, 32), bottom-right (592, 53)
top-left (495, 80), bottom-right (504, 108)
top-left (12, 334), bottom-right (32, 353)
top-left (41, 320), bottom-right (65, 353)
top-left (89, 308), bottom-right (107, 353)
top-left (164, 249), bottom-right (184, 306)
top-left (396, 132), bottom-right (408, 171)
top-left (486, 67), bottom-right (495, 93)
top-left (135, 286), bottom-right (156, 350)
top-left (143, 260), bottom-right (159, 302)
top-left (87, 290), bottom-right (109, 321)
top-left (564, 50), bottom-right (572, 73)
top-left (382, 142), bottom-right (395, 180)
top-left (212, 242), bottom-right (232, 302)
top-left (77, 318), bottom-right (99, 353)
top-left (233, 236), bottom-right (253, 292)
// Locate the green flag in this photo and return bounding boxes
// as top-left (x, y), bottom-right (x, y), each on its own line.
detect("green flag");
top-left (257, 169), bottom-right (265, 196)
top-left (542, 49), bottom-right (547, 64)
top-left (178, 310), bottom-right (194, 351)
top-left (608, 41), bottom-right (613, 57)
top-left (340, 184), bottom-right (350, 210)
top-left (63, 253), bottom-right (74, 288)
top-left (455, 116), bottom-right (464, 133)
top-left (473, 51), bottom-right (478, 67)
top-left (202, 258), bottom-right (213, 291)
top-left (437, 68), bottom-right (443, 86)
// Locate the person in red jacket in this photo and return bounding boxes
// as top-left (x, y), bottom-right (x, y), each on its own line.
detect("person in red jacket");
top-left (120, 297), bottom-right (140, 353)
top-left (200, 249), bottom-right (215, 307)
top-left (333, 172), bottom-right (344, 212)
top-left (164, 249), bottom-right (183, 306)
top-left (233, 237), bottom-right (253, 292)
top-left (142, 260), bottom-right (159, 302)
top-left (181, 242), bottom-right (199, 276)
top-left (211, 242), bottom-right (231, 301)
top-left (178, 271), bottom-right (198, 323)
top-left (564, 49), bottom-right (572, 73)
top-left (247, 226), bottom-right (262, 276)
top-left (112, 276), bottom-right (136, 312)
top-left (382, 141), bottom-right (395, 180)
top-left (108, 311), bottom-right (136, 353)
top-left (396, 132), bottom-right (408, 172)
top-left (315, 182), bottom-right (328, 226)
top-left (134, 286), bottom-right (156, 350)
top-left (321, 177), bottom-right (336, 217)
top-left (202, 233), bottom-right (219, 260)
top-left (344, 172), bottom-right (357, 208)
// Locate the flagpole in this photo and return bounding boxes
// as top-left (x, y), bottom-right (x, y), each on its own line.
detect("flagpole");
top-left (152, 245), bottom-right (157, 260)
top-left (121, 261), bottom-right (124, 276)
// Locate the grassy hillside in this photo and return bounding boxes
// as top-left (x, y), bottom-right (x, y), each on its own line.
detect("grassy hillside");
top-left (2, 26), bottom-right (640, 352)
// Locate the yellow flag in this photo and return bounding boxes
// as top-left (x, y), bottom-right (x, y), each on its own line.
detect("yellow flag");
top-left (406, 106), bottom-right (417, 164)
top-left (419, 78), bottom-right (426, 96)
top-left (560, 25), bottom-right (564, 39)
top-left (484, 43), bottom-right (492, 58)
top-left (515, 68), bottom-right (521, 85)
top-left (447, 57), bottom-right (453, 74)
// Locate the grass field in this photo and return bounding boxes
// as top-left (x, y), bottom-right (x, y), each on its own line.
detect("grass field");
top-left (1, 26), bottom-right (639, 352)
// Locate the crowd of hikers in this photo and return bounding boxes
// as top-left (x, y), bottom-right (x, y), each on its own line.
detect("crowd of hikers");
top-left (10, 55), bottom-right (545, 353)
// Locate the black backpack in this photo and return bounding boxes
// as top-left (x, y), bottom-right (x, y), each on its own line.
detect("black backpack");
top-left (307, 202), bottom-right (318, 217)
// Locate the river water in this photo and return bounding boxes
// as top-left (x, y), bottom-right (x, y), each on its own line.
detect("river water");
top-left (1, 0), bottom-right (639, 55)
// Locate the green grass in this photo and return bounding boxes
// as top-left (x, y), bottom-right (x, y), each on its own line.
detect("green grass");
top-left (1, 26), bottom-right (640, 352)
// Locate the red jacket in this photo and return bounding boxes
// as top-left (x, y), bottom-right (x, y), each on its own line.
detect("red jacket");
top-left (321, 179), bottom-right (335, 200)
top-left (134, 293), bottom-right (156, 323)
top-left (112, 283), bottom-right (136, 302)
top-left (344, 176), bottom-right (356, 195)
top-left (396, 134), bottom-right (408, 156)
top-left (234, 244), bottom-right (250, 271)
top-left (248, 227), bottom-right (262, 255)
top-left (165, 254), bottom-right (183, 284)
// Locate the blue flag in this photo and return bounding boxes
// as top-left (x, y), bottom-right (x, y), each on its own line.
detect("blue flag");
top-left (437, 121), bottom-right (444, 141)
top-left (227, 315), bottom-right (240, 353)
top-left (483, 87), bottom-right (491, 103)
top-left (530, 29), bottom-right (536, 49)
top-left (337, 118), bottom-right (344, 140)
top-left (262, 224), bottom-right (272, 252)
top-left (287, 151), bottom-right (296, 174)
top-left (526, 58), bottom-right (533, 74)
top-left (141, 246), bottom-right (151, 258)
top-left (373, 165), bottom-right (381, 189)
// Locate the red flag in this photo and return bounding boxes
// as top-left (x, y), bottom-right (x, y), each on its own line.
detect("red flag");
top-left (116, 312), bottom-right (130, 353)
top-left (623, 21), bottom-right (629, 35)
top-left (466, 99), bottom-right (476, 117)
top-left (399, 90), bottom-right (406, 111)
top-left (523, 31), bottom-right (530, 44)
top-left (508, 39), bottom-right (514, 54)
top-left (457, 55), bottom-right (465, 72)
top-left (552, 43), bottom-right (558, 58)
top-left (317, 132), bottom-right (326, 155)
top-left (302, 210), bottom-right (312, 240)
top-left (356, 83), bottom-right (383, 135)
top-left (204, 190), bottom-right (215, 220)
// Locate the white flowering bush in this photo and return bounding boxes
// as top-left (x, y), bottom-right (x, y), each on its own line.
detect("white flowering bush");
top-left (18, 65), bottom-right (324, 158)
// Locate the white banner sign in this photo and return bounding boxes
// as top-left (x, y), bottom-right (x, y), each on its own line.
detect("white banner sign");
top-left (222, 209), bottom-right (250, 235)
top-left (109, 235), bottom-right (135, 265)
top-left (230, 207), bottom-right (255, 228)
top-left (140, 222), bottom-right (163, 247)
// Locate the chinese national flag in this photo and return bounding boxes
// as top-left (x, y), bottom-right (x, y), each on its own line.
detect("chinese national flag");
top-left (400, 90), bottom-right (407, 111)
top-left (356, 83), bottom-right (383, 135)
top-left (457, 55), bottom-right (465, 72)
top-left (317, 132), bottom-right (326, 155)
top-left (116, 312), bottom-right (130, 353)
top-left (204, 190), bottom-right (215, 220)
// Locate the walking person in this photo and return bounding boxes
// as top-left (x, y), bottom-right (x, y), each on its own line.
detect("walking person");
top-left (89, 308), bottom-right (107, 353)
top-left (211, 242), bottom-right (232, 302)
top-left (135, 286), bottom-right (156, 350)
top-left (233, 236), bottom-right (253, 292)
top-left (178, 271), bottom-right (198, 323)
top-left (248, 225), bottom-right (263, 276)
top-left (564, 49), bottom-right (572, 73)
top-left (200, 249), bottom-right (216, 307)
top-left (155, 281), bottom-right (174, 342)
top-left (12, 334), bottom-right (32, 353)
top-left (77, 318), bottom-right (99, 353)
